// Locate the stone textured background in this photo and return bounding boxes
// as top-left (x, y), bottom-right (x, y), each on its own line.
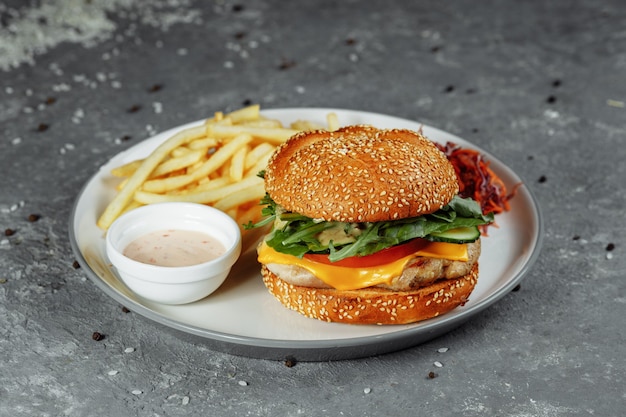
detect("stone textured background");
top-left (1, 1), bottom-right (624, 416)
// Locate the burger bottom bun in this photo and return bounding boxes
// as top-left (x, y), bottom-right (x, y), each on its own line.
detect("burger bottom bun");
top-left (261, 263), bottom-right (479, 325)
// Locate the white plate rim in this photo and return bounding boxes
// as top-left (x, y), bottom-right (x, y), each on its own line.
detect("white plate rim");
top-left (69, 107), bottom-right (543, 360)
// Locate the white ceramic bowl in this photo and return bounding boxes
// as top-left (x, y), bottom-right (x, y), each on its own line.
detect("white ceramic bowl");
top-left (105, 202), bottom-right (242, 305)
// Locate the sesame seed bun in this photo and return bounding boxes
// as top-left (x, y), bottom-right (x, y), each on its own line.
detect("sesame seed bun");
top-left (261, 263), bottom-right (478, 325)
top-left (264, 125), bottom-right (459, 222)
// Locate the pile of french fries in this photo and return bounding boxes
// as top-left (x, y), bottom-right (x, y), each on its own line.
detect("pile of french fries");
top-left (97, 105), bottom-right (340, 239)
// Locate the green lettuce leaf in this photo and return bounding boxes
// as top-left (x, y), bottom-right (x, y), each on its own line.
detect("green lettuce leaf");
top-left (245, 194), bottom-right (493, 262)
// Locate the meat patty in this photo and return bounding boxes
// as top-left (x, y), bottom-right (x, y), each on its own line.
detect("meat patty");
top-left (264, 239), bottom-right (481, 291)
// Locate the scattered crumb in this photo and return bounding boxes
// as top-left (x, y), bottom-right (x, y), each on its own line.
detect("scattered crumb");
top-left (124, 347), bottom-right (135, 353)
top-left (237, 380), bottom-right (248, 386)
top-left (108, 370), bottom-right (119, 376)
top-left (437, 347), bottom-right (449, 353)
top-left (363, 387), bottom-right (371, 394)
top-left (433, 361), bottom-right (443, 368)
top-left (131, 389), bottom-right (143, 395)
top-left (284, 356), bottom-right (297, 367)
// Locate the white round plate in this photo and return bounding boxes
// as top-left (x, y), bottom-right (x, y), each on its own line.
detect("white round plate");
top-left (69, 108), bottom-right (543, 361)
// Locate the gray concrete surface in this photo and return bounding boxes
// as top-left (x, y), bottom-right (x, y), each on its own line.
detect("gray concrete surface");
top-left (1, 0), bottom-right (625, 416)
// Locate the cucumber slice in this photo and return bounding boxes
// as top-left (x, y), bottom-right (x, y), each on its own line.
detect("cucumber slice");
top-left (427, 226), bottom-right (481, 243)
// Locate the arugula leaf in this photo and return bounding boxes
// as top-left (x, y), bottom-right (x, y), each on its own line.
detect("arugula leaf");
top-left (247, 194), bottom-right (493, 262)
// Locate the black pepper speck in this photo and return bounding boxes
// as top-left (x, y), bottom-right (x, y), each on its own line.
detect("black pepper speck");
top-left (606, 243), bottom-right (615, 251)
top-left (4, 228), bottom-right (15, 236)
top-left (278, 59), bottom-right (296, 70)
top-left (538, 175), bottom-right (547, 183)
top-left (92, 332), bottom-right (105, 341)
top-left (28, 214), bottom-right (41, 222)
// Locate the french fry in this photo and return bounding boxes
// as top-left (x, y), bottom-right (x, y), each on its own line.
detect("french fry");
top-left (213, 182), bottom-right (267, 211)
top-left (134, 175), bottom-right (263, 205)
top-left (116, 177), bottom-right (129, 191)
top-left (229, 146), bottom-right (248, 182)
top-left (170, 146), bottom-right (194, 157)
top-left (224, 207), bottom-right (239, 220)
top-left (97, 124), bottom-right (206, 229)
top-left (240, 118), bottom-right (284, 128)
top-left (120, 199), bottom-right (143, 215)
top-left (206, 124), bottom-right (300, 144)
top-left (141, 133), bottom-right (253, 193)
top-left (244, 148), bottom-right (275, 178)
top-left (187, 137), bottom-right (219, 150)
top-left (224, 104), bottom-right (260, 123)
top-left (244, 142), bottom-right (275, 170)
top-left (185, 176), bottom-right (232, 193)
top-left (327, 112), bottom-right (340, 132)
top-left (111, 159), bottom-right (143, 177)
top-left (290, 119), bottom-right (326, 131)
top-left (151, 149), bottom-right (205, 178)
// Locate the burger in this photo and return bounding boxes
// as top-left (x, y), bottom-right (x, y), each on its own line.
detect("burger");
top-left (246, 125), bottom-right (493, 325)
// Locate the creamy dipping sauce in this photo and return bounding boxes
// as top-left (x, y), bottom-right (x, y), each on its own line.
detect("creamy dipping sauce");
top-left (123, 229), bottom-right (226, 267)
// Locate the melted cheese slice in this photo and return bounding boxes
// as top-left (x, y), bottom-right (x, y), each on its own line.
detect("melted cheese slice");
top-left (258, 241), bottom-right (468, 291)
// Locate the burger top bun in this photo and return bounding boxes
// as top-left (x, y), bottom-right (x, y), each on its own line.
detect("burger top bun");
top-left (264, 125), bottom-right (460, 223)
